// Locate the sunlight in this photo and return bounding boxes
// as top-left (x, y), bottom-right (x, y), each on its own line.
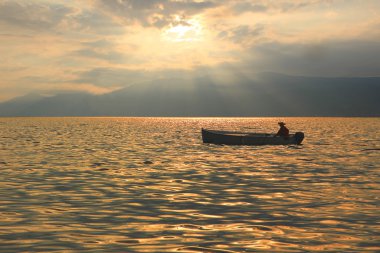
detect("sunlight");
top-left (163, 17), bottom-right (203, 42)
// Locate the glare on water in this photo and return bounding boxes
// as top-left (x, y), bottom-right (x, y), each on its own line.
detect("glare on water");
top-left (0, 117), bottom-right (379, 252)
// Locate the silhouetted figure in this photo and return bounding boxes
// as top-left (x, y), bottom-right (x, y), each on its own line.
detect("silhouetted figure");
top-left (276, 122), bottom-right (289, 137)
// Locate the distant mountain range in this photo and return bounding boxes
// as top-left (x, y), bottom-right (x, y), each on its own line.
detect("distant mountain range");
top-left (1, 73), bottom-right (379, 116)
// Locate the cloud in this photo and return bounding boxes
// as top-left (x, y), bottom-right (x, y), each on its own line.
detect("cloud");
top-left (72, 65), bottom-right (226, 90)
top-left (241, 39), bottom-right (380, 77)
top-left (218, 24), bottom-right (265, 46)
top-left (70, 39), bottom-right (131, 64)
top-left (230, 0), bottom-right (333, 14)
top-left (231, 2), bottom-right (268, 14)
top-left (0, 1), bottom-right (71, 31)
top-left (73, 67), bottom-right (148, 87)
top-left (64, 10), bottom-right (125, 36)
top-left (71, 48), bottom-right (125, 63)
top-left (0, 0), bottom-right (125, 36)
top-left (94, 0), bottom-right (217, 28)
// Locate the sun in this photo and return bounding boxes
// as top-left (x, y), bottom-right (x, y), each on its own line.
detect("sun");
top-left (163, 17), bottom-right (203, 42)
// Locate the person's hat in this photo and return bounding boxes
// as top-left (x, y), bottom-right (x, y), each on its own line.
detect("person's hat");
top-left (278, 122), bottom-right (286, 125)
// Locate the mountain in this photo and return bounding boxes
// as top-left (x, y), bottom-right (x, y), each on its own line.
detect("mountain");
top-left (0, 73), bottom-right (379, 116)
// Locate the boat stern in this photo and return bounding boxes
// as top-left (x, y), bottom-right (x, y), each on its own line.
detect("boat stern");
top-left (294, 132), bottom-right (305, 144)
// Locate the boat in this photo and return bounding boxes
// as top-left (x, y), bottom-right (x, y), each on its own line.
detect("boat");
top-left (202, 128), bottom-right (304, 145)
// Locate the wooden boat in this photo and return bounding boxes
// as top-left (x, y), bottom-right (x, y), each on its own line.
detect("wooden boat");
top-left (202, 128), bottom-right (304, 145)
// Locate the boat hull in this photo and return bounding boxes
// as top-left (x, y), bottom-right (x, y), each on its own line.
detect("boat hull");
top-left (202, 129), bottom-right (304, 145)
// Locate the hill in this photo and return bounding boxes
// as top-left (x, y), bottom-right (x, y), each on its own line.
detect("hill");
top-left (0, 73), bottom-right (379, 116)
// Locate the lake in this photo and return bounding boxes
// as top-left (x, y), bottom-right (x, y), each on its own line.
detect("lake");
top-left (0, 117), bottom-right (379, 252)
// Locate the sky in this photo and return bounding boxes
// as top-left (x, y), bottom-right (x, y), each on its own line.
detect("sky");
top-left (1, 0), bottom-right (380, 102)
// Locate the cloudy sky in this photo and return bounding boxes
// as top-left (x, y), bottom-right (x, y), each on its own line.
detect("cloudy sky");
top-left (1, 0), bottom-right (380, 102)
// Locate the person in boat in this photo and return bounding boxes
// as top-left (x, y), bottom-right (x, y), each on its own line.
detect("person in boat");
top-left (276, 122), bottom-right (289, 137)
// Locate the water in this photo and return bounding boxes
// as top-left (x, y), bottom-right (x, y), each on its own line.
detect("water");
top-left (0, 117), bottom-right (379, 252)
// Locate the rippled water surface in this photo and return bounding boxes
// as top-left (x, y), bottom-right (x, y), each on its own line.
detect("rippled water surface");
top-left (0, 117), bottom-right (379, 252)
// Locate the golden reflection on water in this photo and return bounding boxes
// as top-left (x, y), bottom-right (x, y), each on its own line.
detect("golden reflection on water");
top-left (0, 117), bottom-right (379, 252)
